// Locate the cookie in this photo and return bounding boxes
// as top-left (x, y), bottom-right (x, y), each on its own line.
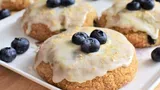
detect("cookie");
top-left (98, 0), bottom-right (160, 48)
top-left (34, 27), bottom-right (138, 90)
top-left (21, 0), bottom-right (97, 42)
top-left (0, 0), bottom-right (36, 11)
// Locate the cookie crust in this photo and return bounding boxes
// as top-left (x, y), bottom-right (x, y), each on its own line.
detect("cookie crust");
top-left (1, 0), bottom-right (36, 11)
top-left (35, 53), bottom-right (138, 90)
top-left (23, 11), bottom-right (97, 42)
top-left (99, 14), bottom-right (160, 48)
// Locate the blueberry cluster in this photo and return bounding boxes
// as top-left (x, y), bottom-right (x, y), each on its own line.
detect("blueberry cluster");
top-left (126, 0), bottom-right (155, 11)
top-left (0, 9), bottom-right (10, 20)
top-left (72, 29), bottom-right (107, 53)
top-left (0, 38), bottom-right (29, 63)
top-left (46, 0), bottom-right (75, 8)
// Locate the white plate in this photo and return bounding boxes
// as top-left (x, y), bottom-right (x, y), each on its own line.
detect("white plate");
top-left (0, 0), bottom-right (160, 90)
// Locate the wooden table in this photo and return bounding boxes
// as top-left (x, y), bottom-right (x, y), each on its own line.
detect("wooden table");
top-left (0, 66), bottom-right (48, 90)
top-left (155, 84), bottom-right (160, 90)
top-left (0, 65), bottom-right (160, 90)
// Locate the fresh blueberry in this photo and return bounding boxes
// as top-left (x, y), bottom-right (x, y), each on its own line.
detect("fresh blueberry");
top-left (81, 38), bottom-right (100, 53)
top-left (156, 0), bottom-right (160, 2)
top-left (72, 32), bottom-right (89, 45)
top-left (0, 9), bottom-right (11, 20)
top-left (134, 0), bottom-right (145, 3)
top-left (61, 0), bottom-right (75, 6)
top-left (0, 47), bottom-right (17, 63)
top-left (151, 47), bottom-right (160, 62)
top-left (148, 35), bottom-right (156, 45)
top-left (11, 38), bottom-right (30, 54)
top-left (141, 0), bottom-right (154, 10)
top-left (46, 0), bottom-right (61, 8)
top-left (126, 1), bottom-right (141, 11)
top-left (90, 29), bottom-right (107, 44)
top-left (94, 20), bottom-right (99, 27)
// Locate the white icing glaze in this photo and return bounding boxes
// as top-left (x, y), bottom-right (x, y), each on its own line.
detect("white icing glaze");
top-left (29, 0), bottom-right (35, 4)
top-left (102, 0), bottom-right (160, 39)
top-left (35, 27), bottom-right (135, 83)
top-left (21, 0), bottom-right (96, 35)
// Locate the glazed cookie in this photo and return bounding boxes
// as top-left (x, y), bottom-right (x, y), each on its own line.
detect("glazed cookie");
top-left (21, 0), bottom-right (97, 42)
top-left (35, 27), bottom-right (138, 90)
top-left (99, 0), bottom-right (160, 48)
top-left (0, 0), bottom-right (36, 11)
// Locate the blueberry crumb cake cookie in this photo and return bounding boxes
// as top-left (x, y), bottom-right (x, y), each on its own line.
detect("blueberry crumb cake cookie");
top-left (35, 27), bottom-right (138, 90)
top-left (99, 0), bottom-right (160, 48)
top-left (21, 0), bottom-right (97, 42)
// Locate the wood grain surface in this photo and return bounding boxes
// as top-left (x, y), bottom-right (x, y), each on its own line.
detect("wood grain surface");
top-left (155, 84), bottom-right (160, 90)
top-left (0, 66), bottom-right (48, 90)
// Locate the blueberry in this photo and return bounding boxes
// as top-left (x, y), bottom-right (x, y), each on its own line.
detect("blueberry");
top-left (72, 32), bottom-right (89, 45)
top-left (94, 20), bottom-right (99, 27)
top-left (81, 38), bottom-right (100, 53)
top-left (147, 35), bottom-right (156, 45)
top-left (61, 0), bottom-right (75, 6)
top-left (134, 0), bottom-right (145, 3)
top-left (0, 47), bottom-right (17, 63)
top-left (11, 38), bottom-right (30, 54)
top-left (0, 9), bottom-right (11, 20)
top-left (126, 1), bottom-right (141, 11)
top-left (141, 0), bottom-right (154, 10)
top-left (156, 0), bottom-right (160, 2)
top-left (151, 47), bottom-right (160, 62)
top-left (90, 29), bottom-right (107, 44)
top-left (46, 0), bottom-right (61, 8)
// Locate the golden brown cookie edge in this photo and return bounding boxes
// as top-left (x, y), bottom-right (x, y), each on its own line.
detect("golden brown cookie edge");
top-left (35, 52), bottom-right (138, 90)
top-left (98, 14), bottom-right (160, 48)
top-left (23, 11), bottom-right (97, 42)
top-left (1, 0), bottom-right (36, 11)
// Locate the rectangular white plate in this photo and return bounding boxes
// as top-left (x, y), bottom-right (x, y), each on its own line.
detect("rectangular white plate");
top-left (0, 0), bottom-right (160, 90)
